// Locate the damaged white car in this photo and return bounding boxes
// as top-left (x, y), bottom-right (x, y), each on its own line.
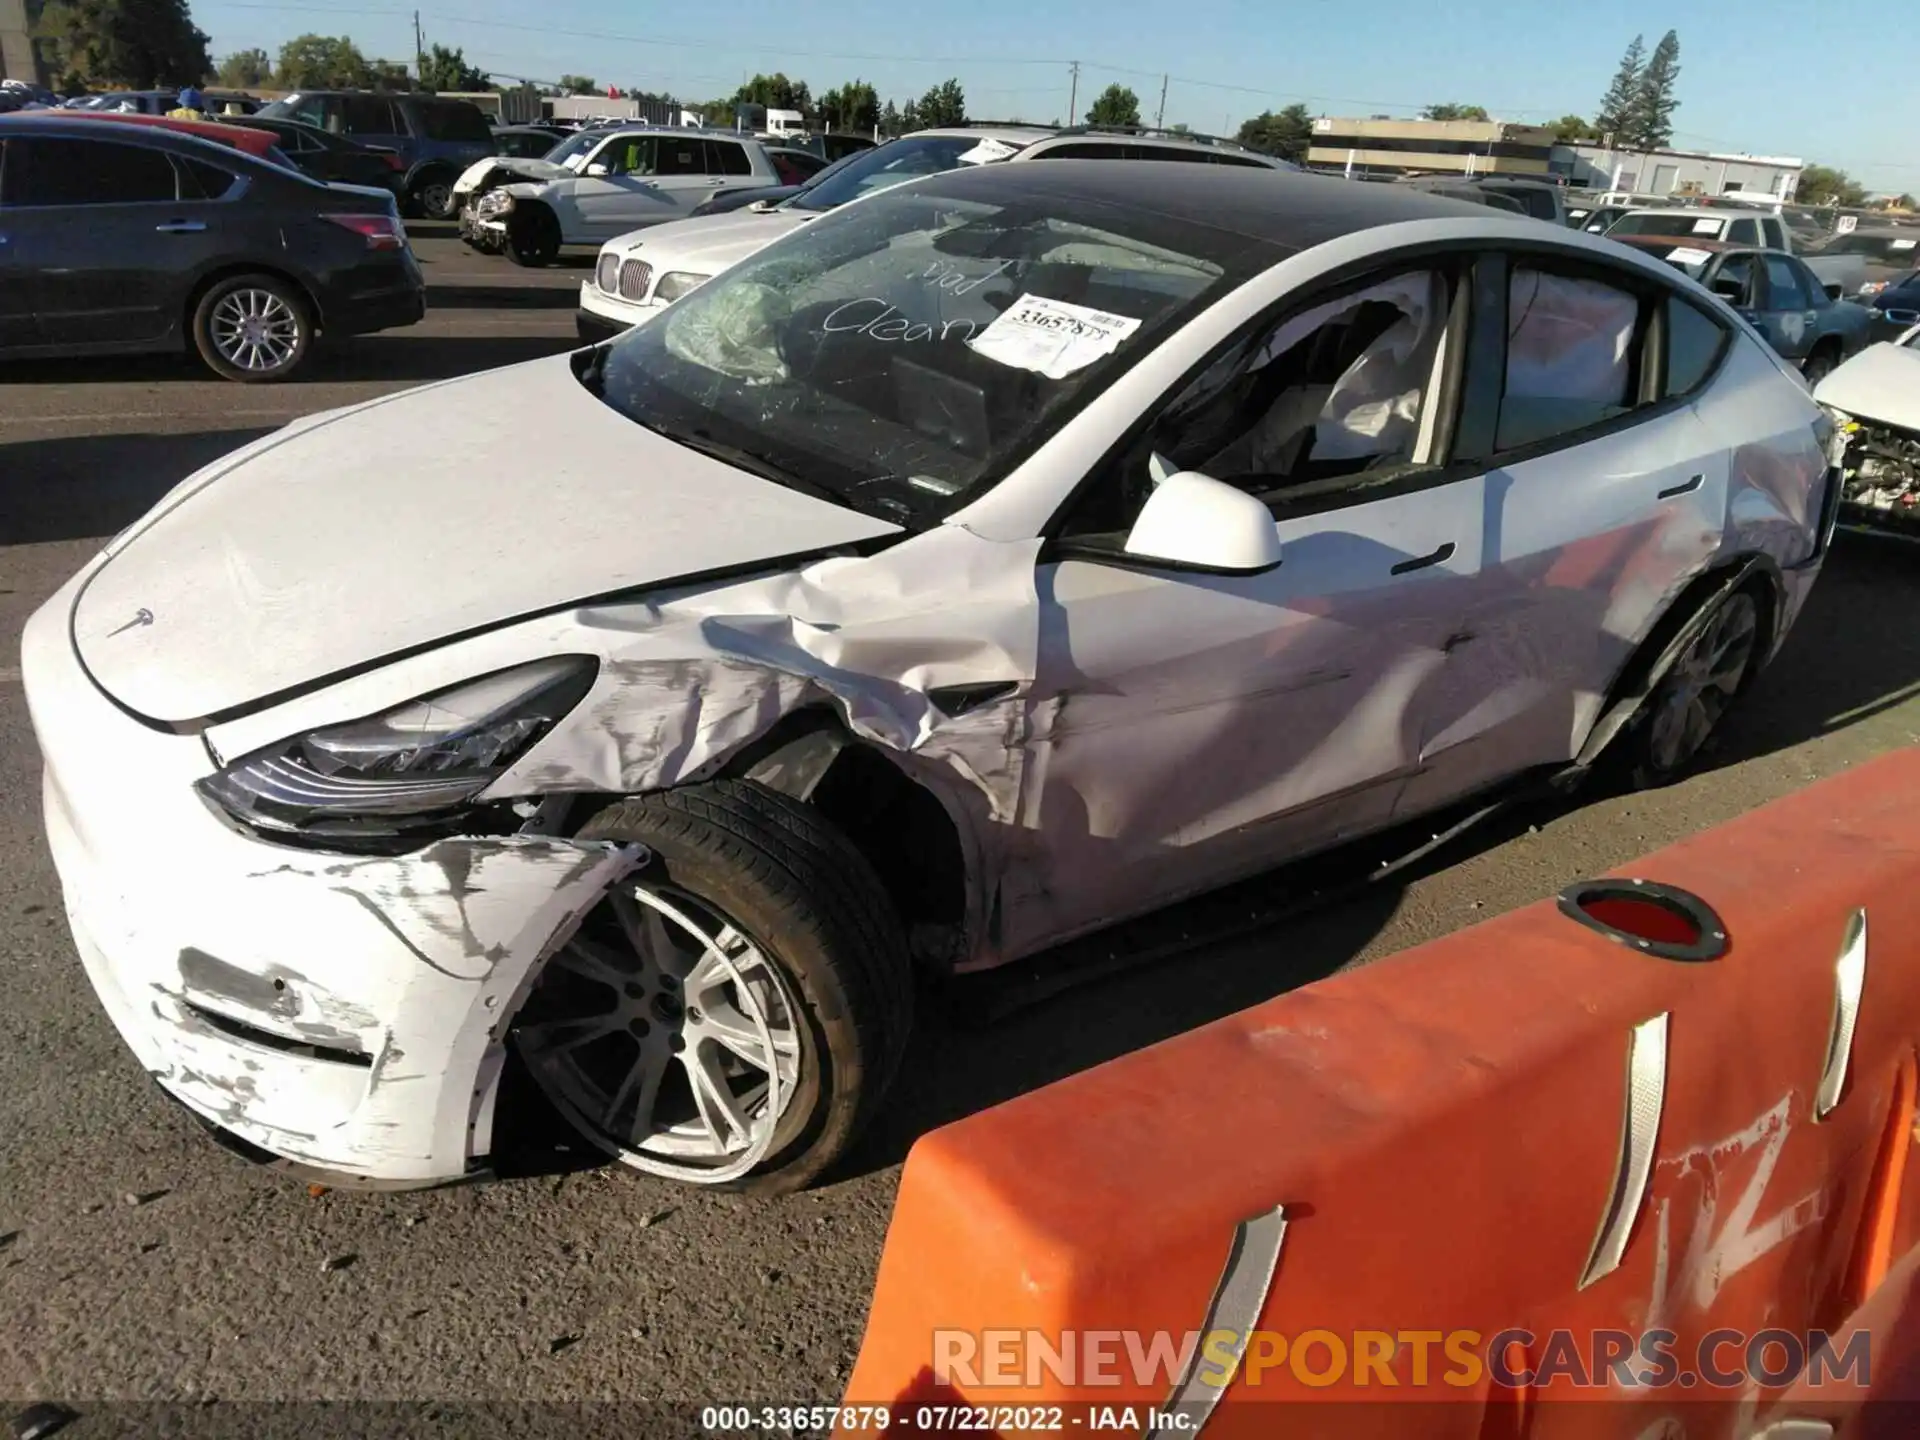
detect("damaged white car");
top-left (1813, 321), bottom-right (1920, 537)
top-left (24, 162), bottom-right (1836, 1194)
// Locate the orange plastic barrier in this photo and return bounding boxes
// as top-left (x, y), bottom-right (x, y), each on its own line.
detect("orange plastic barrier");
top-left (841, 748), bottom-right (1920, 1437)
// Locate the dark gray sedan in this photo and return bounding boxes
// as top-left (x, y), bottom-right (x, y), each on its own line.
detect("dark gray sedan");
top-left (1611, 235), bottom-right (1872, 383)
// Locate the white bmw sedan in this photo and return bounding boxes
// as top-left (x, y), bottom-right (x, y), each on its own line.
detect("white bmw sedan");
top-left (23, 163), bottom-right (1837, 1193)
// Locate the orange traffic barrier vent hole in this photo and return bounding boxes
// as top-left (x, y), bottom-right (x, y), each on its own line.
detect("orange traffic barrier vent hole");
top-left (1556, 878), bottom-right (1728, 962)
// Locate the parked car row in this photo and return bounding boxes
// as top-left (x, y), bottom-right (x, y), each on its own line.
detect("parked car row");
top-left (0, 113), bottom-right (425, 381)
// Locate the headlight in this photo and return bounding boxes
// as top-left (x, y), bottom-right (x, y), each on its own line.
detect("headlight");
top-left (1859, 280), bottom-right (1888, 296)
top-left (655, 271), bottom-right (710, 304)
top-left (197, 656), bottom-right (596, 842)
top-left (475, 190), bottom-right (513, 216)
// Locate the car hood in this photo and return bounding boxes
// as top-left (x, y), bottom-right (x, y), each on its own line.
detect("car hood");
top-left (1814, 338), bottom-right (1920, 433)
top-left (71, 356), bottom-right (903, 725)
top-left (453, 154), bottom-right (571, 193)
top-left (608, 208), bottom-right (813, 273)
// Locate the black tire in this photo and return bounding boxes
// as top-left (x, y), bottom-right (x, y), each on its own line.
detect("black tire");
top-left (505, 204), bottom-right (561, 267)
top-left (412, 170), bottom-right (458, 221)
top-left (1623, 582), bottom-right (1765, 789)
top-left (535, 779), bottom-right (911, 1194)
top-left (189, 272), bottom-right (312, 383)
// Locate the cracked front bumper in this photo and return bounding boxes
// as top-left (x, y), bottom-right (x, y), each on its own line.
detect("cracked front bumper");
top-left (22, 567), bottom-right (626, 1186)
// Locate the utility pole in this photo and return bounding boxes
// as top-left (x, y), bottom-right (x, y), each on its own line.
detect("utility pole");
top-left (1155, 73), bottom-right (1167, 129)
top-left (413, 9), bottom-right (425, 81)
top-left (1067, 61), bottom-right (1079, 125)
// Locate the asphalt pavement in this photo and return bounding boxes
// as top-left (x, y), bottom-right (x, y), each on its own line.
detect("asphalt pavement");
top-left (5, 227), bottom-right (1920, 1422)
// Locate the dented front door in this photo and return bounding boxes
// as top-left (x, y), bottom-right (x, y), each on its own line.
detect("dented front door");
top-left (1001, 478), bottom-right (1483, 958)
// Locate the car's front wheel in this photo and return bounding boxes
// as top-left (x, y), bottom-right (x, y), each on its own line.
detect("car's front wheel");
top-left (190, 273), bottom-right (312, 382)
top-left (513, 781), bottom-right (911, 1193)
top-left (1801, 344), bottom-right (1840, 386)
top-left (504, 204), bottom-right (561, 267)
top-left (413, 171), bottom-right (458, 221)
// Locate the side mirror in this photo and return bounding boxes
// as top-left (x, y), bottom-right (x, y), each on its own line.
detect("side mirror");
top-left (1123, 471), bottom-right (1283, 574)
top-left (1824, 282), bottom-right (1843, 301)
top-left (584, 161), bottom-right (611, 177)
top-left (1711, 278), bottom-right (1745, 302)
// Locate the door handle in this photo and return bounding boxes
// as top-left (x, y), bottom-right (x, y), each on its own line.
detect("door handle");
top-left (1658, 473), bottom-right (1705, 500)
top-left (154, 220), bottom-right (206, 234)
top-left (1390, 541), bottom-right (1456, 576)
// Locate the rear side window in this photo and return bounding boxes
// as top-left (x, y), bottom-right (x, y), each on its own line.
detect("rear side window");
top-left (1762, 218), bottom-right (1788, 250)
top-left (1496, 267), bottom-right (1643, 450)
top-left (342, 95), bottom-right (398, 135)
top-left (1031, 142), bottom-right (1123, 160)
top-left (179, 157), bottom-right (238, 199)
top-left (1729, 217), bottom-right (1762, 245)
top-left (1762, 254), bottom-right (1808, 309)
top-left (1664, 297), bottom-right (1727, 397)
top-left (705, 140), bottom-right (753, 176)
top-left (655, 137), bottom-right (710, 176)
top-left (417, 101), bottom-right (491, 142)
top-left (10, 137), bottom-right (178, 205)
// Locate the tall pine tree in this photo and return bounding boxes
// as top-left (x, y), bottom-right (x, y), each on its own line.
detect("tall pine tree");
top-left (1626, 30), bottom-right (1682, 151)
top-left (1592, 34), bottom-right (1644, 145)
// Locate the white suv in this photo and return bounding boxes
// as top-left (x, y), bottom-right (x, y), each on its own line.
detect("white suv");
top-left (576, 124), bottom-right (1297, 340)
top-left (464, 127), bottom-right (784, 267)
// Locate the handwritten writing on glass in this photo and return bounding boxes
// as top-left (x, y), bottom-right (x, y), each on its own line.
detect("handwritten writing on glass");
top-left (920, 258), bottom-right (1013, 295)
top-left (820, 299), bottom-right (981, 343)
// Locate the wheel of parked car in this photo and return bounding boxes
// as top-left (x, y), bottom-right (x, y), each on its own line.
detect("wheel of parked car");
top-left (1801, 346), bottom-right (1840, 386)
top-left (505, 203), bottom-right (562, 267)
top-left (413, 171), bottom-right (458, 222)
top-left (190, 273), bottom-right (312, 383)
top-left (1627, 585), bottom-right (1764, 788)
top-left (512, 780), bottom-right (911, 1194)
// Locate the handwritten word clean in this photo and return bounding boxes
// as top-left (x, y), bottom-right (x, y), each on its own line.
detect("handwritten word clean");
top-left (821, 299), bottom-right (981, 344)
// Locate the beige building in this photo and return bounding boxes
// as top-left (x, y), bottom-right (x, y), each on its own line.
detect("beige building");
top-left (1306, 116), bottom-right (1558, 179)
top-left (0, 0), bottom-right (41, 86)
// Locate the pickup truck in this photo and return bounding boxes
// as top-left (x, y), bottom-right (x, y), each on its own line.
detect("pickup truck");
top-left (1602, 206), bottom-right (1869, 296)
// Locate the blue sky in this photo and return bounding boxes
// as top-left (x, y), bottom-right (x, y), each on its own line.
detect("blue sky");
top-left (198, 0), bottom-right (1918, 193)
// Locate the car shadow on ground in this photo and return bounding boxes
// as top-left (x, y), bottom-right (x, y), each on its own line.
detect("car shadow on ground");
top-left (491, 533), bottom-right (1920, 1188)
top-left (0, 428), bottom-right (279, 545)
top-left (424, 283), bottom-right (584, 311)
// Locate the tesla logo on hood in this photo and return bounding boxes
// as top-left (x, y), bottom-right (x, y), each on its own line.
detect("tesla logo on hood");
top-left (106, 608), bottom-right (154, 636)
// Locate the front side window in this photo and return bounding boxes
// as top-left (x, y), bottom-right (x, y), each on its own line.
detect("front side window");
top-left (10, 138), bottom-right (178, 205)
top-left (588, 182), bottom-right (1256, 528)
top-left (341, 95), bottom-right (397, 135)
top-left (1496, 267), bottom-right (1641, 450)
top-left (1762, 218), bottom-right (1788, 250)
top-left (595, 136), bottom-right (655, 176)
top-left (784, 135), bottom-right (1027, 214)
top-left (265, 93), bottom-right (333, 131)
top-left (1729, 217), bottom-right (1762, 245)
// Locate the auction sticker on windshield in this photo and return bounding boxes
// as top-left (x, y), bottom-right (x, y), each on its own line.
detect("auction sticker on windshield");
top-left (1666, 246), bottom-right (1714, 267)
top-left (968, 294), bottom-right (1142, 379)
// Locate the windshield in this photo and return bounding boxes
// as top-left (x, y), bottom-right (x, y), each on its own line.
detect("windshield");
top-left (785, 134), bottom-right (1029, 214)
top-left (1611, 213), bottom-right (1728, 240)
top-left (538, 129), bottom-right (601, 166)
top-left (585, 177), bottom-right (1260, 528)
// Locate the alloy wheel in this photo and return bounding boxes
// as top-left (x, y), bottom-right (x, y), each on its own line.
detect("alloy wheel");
top-left (1644, 592), bottom-right (1759, 775)
top-left (209, 288), bottom-right (301, 374)
top-left (516, 882), bottom-right (802, 1184)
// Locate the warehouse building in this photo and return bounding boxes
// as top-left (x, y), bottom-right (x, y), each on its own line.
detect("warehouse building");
top-left (1555, 142), bottom-right (1803, 201)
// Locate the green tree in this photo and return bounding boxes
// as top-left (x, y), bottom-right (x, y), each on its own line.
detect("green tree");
top-left (215, 47), bottom-right (271, 88)
top-left (1797, 165), bottom-right (1868, 208)
top-left (733, 71), bottom-right (804, 110)
top-left (899, 98), bottom-right (920, 133)
top-left (1898, 193), bottom-right (1918, 210)
top-left (819, 78), bottom-right (880, 132)
top-left (916, 78), bottom-right (965, 128)
top-left (1549, 114), bottom-right (1593, 143)
top-left (1421, 102), bottom-right (1489, 122)
top-left (1625, 29), bottom-right (1681, 150)
top-left (419, 43), bottom-right (487, 91)
top-left (880, 98), bottom-right (901, 137)
top-left (276, 34), bottom-right (373, 88)
top-left (1236, 103), bottom-right (1314, 163)
top-left (1593, 34), bottom-right (1644, 143)
top-left (35, 0), bottom-right (211, 88)
top-left (1085, 83), bottom-right (1140, 127)
top-left (558, 74), bottom-right (597, 95)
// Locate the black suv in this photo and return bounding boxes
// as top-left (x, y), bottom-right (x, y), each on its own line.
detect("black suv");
top-left (256, 91), bottom-right (495, 220)
top-left (0, 115), bottom-right (425, 381)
